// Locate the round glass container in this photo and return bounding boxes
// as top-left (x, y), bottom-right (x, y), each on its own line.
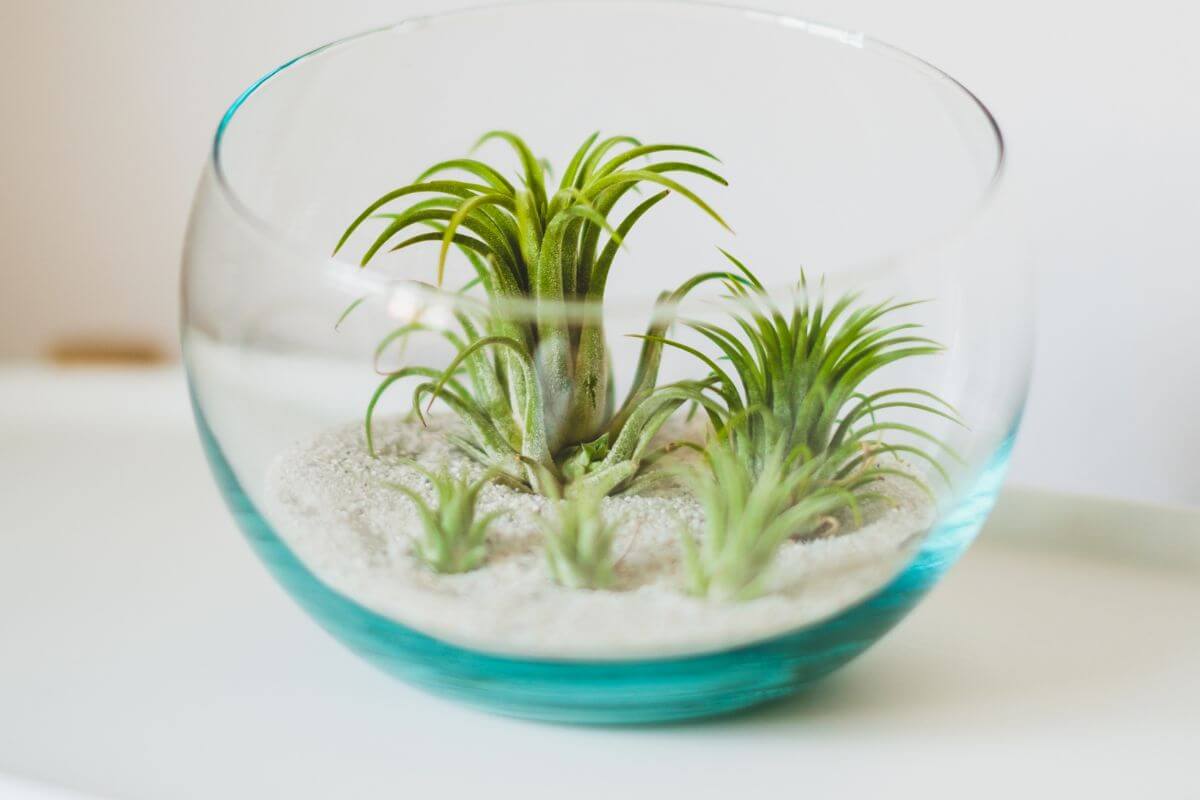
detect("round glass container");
top-left (183, 1), bottom-right (1030, 723)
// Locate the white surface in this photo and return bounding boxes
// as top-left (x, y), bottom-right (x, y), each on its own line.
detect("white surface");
top-left (2, 0), bottom-right (1199, 508)
top-left (1, 366), bottom-right (1198, 799)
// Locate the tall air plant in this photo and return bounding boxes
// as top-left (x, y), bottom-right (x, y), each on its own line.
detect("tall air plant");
top-left (648, 252), bottom-right (961, 488)
top-left (336, 131), bottom-right (735, 495)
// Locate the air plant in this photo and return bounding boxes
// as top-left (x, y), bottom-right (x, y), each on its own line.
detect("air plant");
top-left (385, 464), bottom-right (500, 574)
top-left (335, 131), bottom-right (735, 496)
top-left (651, 255), bottom-right (962, 601)
top-left (539, 490), bottom-right (617, 591)
top-left (679, 436), bottom-right (889, 601)
top-left (646, 252), bottom-right (961, 488)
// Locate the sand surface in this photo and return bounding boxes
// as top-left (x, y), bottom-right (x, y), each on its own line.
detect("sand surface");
top-left (265, 415), bottom-right (935, 659)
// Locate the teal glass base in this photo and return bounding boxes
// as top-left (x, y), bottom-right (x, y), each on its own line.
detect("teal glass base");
top-left (193, 399), bottom-right (1013, 724)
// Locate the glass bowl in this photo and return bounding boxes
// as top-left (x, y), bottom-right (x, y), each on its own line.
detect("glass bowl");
top-left (182, 1), bottom-right (1031, 723)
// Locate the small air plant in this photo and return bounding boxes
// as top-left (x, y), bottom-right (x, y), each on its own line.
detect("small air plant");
top-left (538, 490), bottom-right (617, 591)
top-left (648, 252), bottom-right (961, 488)
top-left (680, 436), bottom-right (887, 602)
top-left (335, 131), bottom-right (735, 497)
top-left (386, 464), bottom-right (500, 574)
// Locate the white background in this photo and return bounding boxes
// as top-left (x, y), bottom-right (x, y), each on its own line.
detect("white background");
top-left (2, 0), bottom-right (1198, 507)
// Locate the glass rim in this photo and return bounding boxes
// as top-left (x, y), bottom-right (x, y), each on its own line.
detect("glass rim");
top-left (207, 0), bottom-right (1007, 318)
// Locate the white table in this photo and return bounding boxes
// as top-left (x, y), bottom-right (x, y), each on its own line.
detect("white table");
top-left (1, 367), bottom-right (1197, 799)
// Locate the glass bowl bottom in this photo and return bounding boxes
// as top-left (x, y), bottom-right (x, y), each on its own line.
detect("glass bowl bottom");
top-left (192, 397), bottom-right (1014, 724)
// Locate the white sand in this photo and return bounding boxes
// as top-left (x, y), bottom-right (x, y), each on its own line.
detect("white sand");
top-left (264, 415), bottom-right (935, 660)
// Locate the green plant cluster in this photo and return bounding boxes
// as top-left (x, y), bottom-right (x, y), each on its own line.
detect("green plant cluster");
top-left (650, 251), bottom-right (958, 480)
top-left (658, 255), bottom-right (959, 597)
top-left (539, 491), bottom-right (617, 590)
top-left (386, 464), bottom-right (499, 574)
top-left (342, 131), bottom-right (957, 601)
top-left (680, 437), bottom-right (880, 601)
top-left (338, 131), bottom-right (736, 497)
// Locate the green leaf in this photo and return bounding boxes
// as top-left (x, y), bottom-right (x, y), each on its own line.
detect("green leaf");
top-left (575, 135), bottom-right (642, 187)
top-left (586, 170), bottom-right (733, 232)
top-left (473, 130), bottom-right (548, 220)
top-left (558, 130), bottom-right (601, 193)
top-left (437, 193), bottom-right (517, 285)
top-left (333, 180), bottom-right (490, 255)
top-left (417, 158), bottom-right (516, 193)
top-left (592, 143), bottom-right (720, 179)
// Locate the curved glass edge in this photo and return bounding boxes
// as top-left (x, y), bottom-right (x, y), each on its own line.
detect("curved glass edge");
top-left (208, 0), bottom-right (1005, 299)
top-left (190, 382), bottom-right (1016, 724)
